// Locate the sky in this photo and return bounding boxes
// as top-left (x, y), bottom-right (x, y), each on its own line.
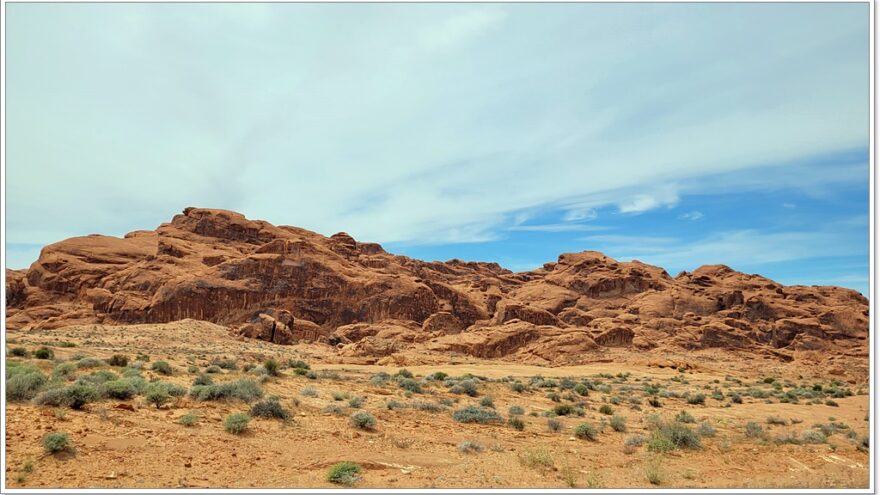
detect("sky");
top-left (5, 3), bottom-right (870, 295)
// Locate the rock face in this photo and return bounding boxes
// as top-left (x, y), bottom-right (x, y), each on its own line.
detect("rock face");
top-left (6, 208), bottom-right (869, 364)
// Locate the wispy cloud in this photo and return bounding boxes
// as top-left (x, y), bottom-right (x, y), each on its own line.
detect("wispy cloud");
top-left (509, 224), bottom-right (610, 233)
top-left (678, 211), bottom-right (704, 221)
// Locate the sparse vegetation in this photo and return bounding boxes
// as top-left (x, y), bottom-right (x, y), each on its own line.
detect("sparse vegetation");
top-left (327, 462), bottom-right (361, 485)
top-left (350, 410), bottom-right (377, 430)
top-left (42, 432), bottom-right (70, 453)
top-left (250, 397), bottom-right (291, 420)
top-left (224, 413), bottom-right (251, 434)
top-left (34, 347), bottom-right (54, 360)
top-left (179, 414), bottom-right (199, 427)
top-left (574, 423), bottom-right (598, 440)
top-left (151, 361), bottom-right (173, 375)
top-left (452, 406), bottom-right (503, 424)
top-left (458, 440), bottom-right (483, 453)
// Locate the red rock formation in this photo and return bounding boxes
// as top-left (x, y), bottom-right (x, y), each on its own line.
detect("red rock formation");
top-left (5, 208), bottom-right (869, 365)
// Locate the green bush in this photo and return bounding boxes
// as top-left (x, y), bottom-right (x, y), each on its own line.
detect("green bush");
top-left (647, 435), bottom-right (676, 453)
top-left (299, 386), bottom-right (318, 398)
top-left (599, 404), bottom-right (614, 415)
top-left (350, 410), bottom-right (376, 430)
top-left (144, 382), bottom-right (172, 408)
top-left (151, 361), bottom-right (173, 375)
top-left (6, 368), bottom-right (47, 401)
top-left (744, 421), bottom-right (765, 438)
top-left (553, 404), bottom-right (575, 416)
top-left (76, 357), bottom-right (106, 369)
top-left (398, 378), bottom-right (422, 394)
top-left (179, 414), bottom-right (198, 427)
top-left (450, 379), bottom-right (479, 397)
top-left (250, 398), bottom-right (291, 420)
top-left (697, 422), bottom-right (716, 437)
top-left (508, 417), bottom-right (525, 431)
top-left (800, 430), bottom-right (828, 444)
top-left (206, 365), bottom-right (221, 374)
top-left (508, 405), bottom-right (525, 416)
top-left (687, 394), bottom-right (706, 405)
top-left (107, 355), bottom-right (129, 367)
top-left (547, 418), bottom-right (563, 432)
top-left (675, 411), bottom-right (695, 423)
top-left (34, 347), bottom-right (54, 360)
top-left (479, 396), bottom-right (495, 408)
top-left (288, 359), bottom-right (310, 370)
top-left (825, 399), bottom-right (840, 407)
top-left (42, 432), bottom-right (70, 453)
top-left (411, 401), bottom-right (445, 413)
top-left (574, 423), bottom-right (598, 440)
top-left (10, 347), bottom-right (28, 357)
top-left (327, 462), bottom-right (361, 485)
top-left (190, 379), bottom-right (263, 403)
top-left (224, 413), bottom-right (251, 434)
top-left (322, 404), bottom-right (347, 416)
top-left (396, 369), bottom-right (413, 379)
top-left (193, 374), bottom-right (214, 386)
top-left (573, 383), bottom-right (589, 396)
top-left (452, 406), bottom-right (503, 424)
top-left (610, 415), bottom-right (627, 432)
top-left (263, 359), bottom-right (280, 377)
top-left (52, 362), bottom-right (77, 380)
top-left (101, 379), bottom-right (138, 400)
top-left (348, 396), bottom-right (365, 408)
top-left (510, 382), bottom-right (527, 393)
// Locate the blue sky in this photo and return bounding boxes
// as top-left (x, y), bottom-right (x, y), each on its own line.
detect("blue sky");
top-left (5, 3), bottom-right (870, 294)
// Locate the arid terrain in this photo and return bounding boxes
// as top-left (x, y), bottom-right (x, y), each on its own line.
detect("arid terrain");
top-left (3, 208), bottom-right (871, 488)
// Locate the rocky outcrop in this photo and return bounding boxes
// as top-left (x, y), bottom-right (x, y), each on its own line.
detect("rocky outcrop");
top-left (5, 207), bottom-right (869, 365)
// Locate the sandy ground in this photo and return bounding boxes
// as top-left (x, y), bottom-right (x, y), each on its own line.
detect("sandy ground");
top-left (4, 320), bottom-right (871, 489)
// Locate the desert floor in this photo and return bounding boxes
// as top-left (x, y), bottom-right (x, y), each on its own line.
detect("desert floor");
top-left (4, 320), bottom-right (870, 489)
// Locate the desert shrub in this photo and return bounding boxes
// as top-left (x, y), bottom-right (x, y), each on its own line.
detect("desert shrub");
top-left (625, 434), bottom-right (647, 447)
top-left (766, 415), bottom-right (787, 425)
top-left (327, 462), bottom-right (361, 485)
top-left (101, 379), bottom-right (138, 400)
top-left (52, 362), bottom-right (77, 380)
top-left (426, 371), bottom-right (448, 381)
top-left (299, 386), bottom-right (318, 398)
top-left (450, 379), bottom-right (479, 397)
top-left (34, 347), bottom-right (54, 360)
top-left (598, 404), bottom-right (614, 415)
top-left (479, 396), bottom-right (495, 408)
top-left (398, 378), bottom-right (422, 394)
top-left (250, 398), bottom-right (291, 420)
top-left (212, 358), bottom-right (238, 370)
top-left (510, 382), bottom-right (527, 393)
top-left (332, 391), bottom-right (350, 401)
top-left (574, 423), bottom-right (598, 440)
top-left (10, 347), bottom-right (28, 357)
top-left (224, 413), bottom-right (250, 434)
top-left (553, 404), bottom-right (575, 416)
top-left (648, 397), bottom-right (662, 408)
top-left (711, 389), bottom-right (724, 401)
top-left (193, 374), bottom-right (214, 386)
top-left (411, 401), bottom-right (445, 413)
top-left (369, 373), bottom-right (389, 385)
top-left (675, 411), bottom-right (695, 423)
top-left (144, 382), bottom-right (172, 408)
top-left (508, 417), bottom-right (525, 431)
top-left (350, 410), bottom-right (377, 430)
top-left (395, 368), bottom-right (414, 379)
top-left (42, 432), bottom-right (70, 453)
top-left (322, 404), bottom-right (347, 416)
top-left (546, 392), bottom-right (561, 402)
top-left (305, 371), bottom-right (318, 380)
top-left (744, 421), bottom-right (765, 438)
top-left (547, 418), bottom-right (563, 432)
top-left (458, 440), bottom-right (483, 453)
top-left (573, 383), bottom-right (589, 396)
top-left (77, 369), bottom-right (118, 385)
top-left (518, 447), bottom-right (554, 470)
top-left (76, 357), bottom-right (106, 369)
top-left (263, 359), bottom-right (280, 377)
top-left (647, 435), bottom-right (675, 453)
top-left (730, 393), bottom-right (743, 404)
top-left (452, 406), bottom-right (503, 424)
top-left (508, 405), bottom-right (525, 416)
top-left (348, 396), bottom-right (365, 408)
top-left (107, 354), bottom-right (128, 367)
top-left (151, 361), bottom-right (173, 375)
top-left (610, 415), bottom-right (627, 432)
top-left (800, 430), bottom-right (828, 444)
top-left (385, 399), bottom-right (406, 410)
top-left (205, 365), bottom-right (221, 374)
top-left (825, 399), bottom-right (840, 407)
top-left (179, 414), bottom-right (198, 426)
top-left (61, 383), bottom-right (100, 409)
top-left (697, 422), bottom-right (716, 437)
top-left (6, 368), bottom-right (47, 401)
top-left (190, 379), bottom-right (263, 403)
top-left (288, 359), bottom-right (310, 370)
top-left (687, 394), bottom-right (706, 405)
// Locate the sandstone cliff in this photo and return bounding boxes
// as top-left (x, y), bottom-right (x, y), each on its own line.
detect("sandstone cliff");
top-left (6, 208), bottom-right (869, 365)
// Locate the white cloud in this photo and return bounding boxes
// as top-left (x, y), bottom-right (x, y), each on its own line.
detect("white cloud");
top-left (4, 3), bottom-right (869, 260)
top-left (509, 224), bottom-right (609, 233)
top-left (563, 207), bottom-right (598, 222)
top-left (679, 211), bottom-right (704, 221)
top-left (418, 9), bottom-right (507, 52)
